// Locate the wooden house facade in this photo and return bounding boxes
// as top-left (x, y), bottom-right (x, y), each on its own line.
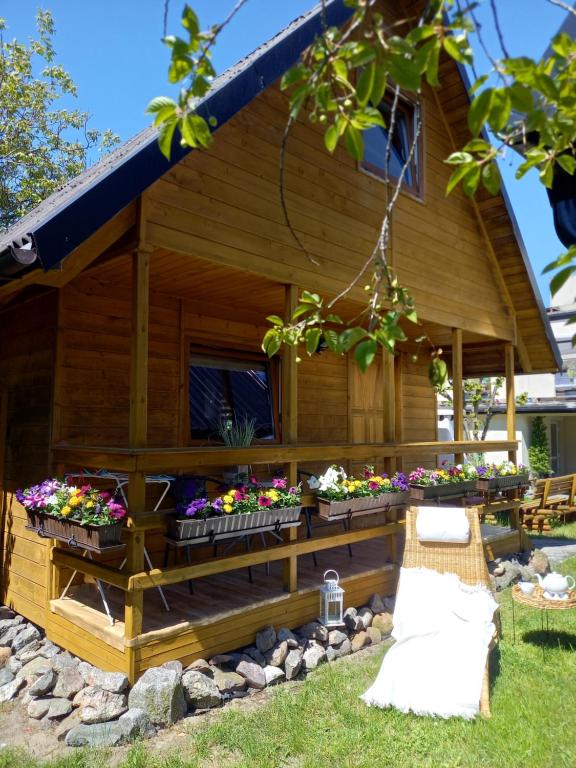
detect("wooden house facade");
top-left (0, 0), bottom-right (560, 680)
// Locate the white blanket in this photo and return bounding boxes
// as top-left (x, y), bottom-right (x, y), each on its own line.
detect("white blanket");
top-left (416, 507), bottom-right (470, 543)
top-left (361, 567), bottom-right (497, 719)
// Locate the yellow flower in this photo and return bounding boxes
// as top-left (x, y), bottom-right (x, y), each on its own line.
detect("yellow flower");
top-left (382, 478), bottom-right (391, 486)
top-left (223, 495), bottom-right (234, 504)
top-left (223, 504), bottom-right (233, 513)
top-left (86, 501), bottom-right (94, 509)
top-left (68, 496), bottom-right (81, 507)
top-left (60, 506), bottom-right (71, 516)
top-left (267, 490), bottom-right (279, 502)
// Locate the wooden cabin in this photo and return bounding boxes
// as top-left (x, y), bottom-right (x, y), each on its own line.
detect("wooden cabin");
top-left (0, 0), bottom-right (560, 680)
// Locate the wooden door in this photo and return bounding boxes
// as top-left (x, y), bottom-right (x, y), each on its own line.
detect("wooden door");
top-left (348, 355), bottom-right (384, 475)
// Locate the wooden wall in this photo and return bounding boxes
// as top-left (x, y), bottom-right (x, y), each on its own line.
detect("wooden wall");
top-left (0, 292), bottom-right (57, 624)
top-left (145, 82), bottom-right (514, 343)
top-left (400, 352), bottom-right (438, 468)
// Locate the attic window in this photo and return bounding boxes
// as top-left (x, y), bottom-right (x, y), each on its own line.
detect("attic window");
top-left (360, 96), bottom-right (421, 196)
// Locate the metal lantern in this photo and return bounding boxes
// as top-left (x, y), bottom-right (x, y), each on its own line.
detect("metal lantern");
top-left (319, 570), bottom-right (344, 626)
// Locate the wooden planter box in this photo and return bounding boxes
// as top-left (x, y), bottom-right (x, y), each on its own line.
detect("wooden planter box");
top-left (167, 505), bottom-right (302, 541)
top-left (26, 510), bottom-right (124, 550)
top-left (475, 473), bottom-right (530, 492)
top-left (409, 481), bottom-right (476, 500)
top-left (317, 492), bottom-right (409, 520)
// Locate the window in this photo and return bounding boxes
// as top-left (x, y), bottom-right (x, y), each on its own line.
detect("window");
top-left (188, 350), bottom-right (277, 441)
top-left (361, 97), bottom-right (421, 195)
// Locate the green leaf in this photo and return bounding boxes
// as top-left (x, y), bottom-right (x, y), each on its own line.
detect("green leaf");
top-left (550, 266), bottom-right (576, 296)
top-left (405, 309), bottom-right (418, 323)
top-left (340, 326), bottom-right (368, 352)
top-left (300, 291), bottom-right (321, 305)
top-left (463, 139), bottom-right (491, 153)
top-left (370, 62), bottom-right (387, 107)
top-left (292, 304), bottom-right (314, 320)
top-left (542, 246), bottom-right (576, 274)
top-left (443, 35), bottom-right (471, 65)
top-left (305, 328), bottom-right (322, 356)
top-left (355, 339), bottom-right (377, 372)
top-left (356, 63), bottom-right (375, 108)
top-left (324, 123), bottom-right (339, 153)
top-left (446, 163), bottom-right (476, 195)
top-left (326, 313), bottom-right (344, 324)
top-left (469, 75), bottom-right (488, 95)
top-left (468, 88), bottom-right (494, 136)
top-left (445, 151), bottom-right (474, 165)
top-left (323, 329), bottom-right (341, 354)
top-left (168, 56), bottom-right (193, 84)
top-left (158, 118), bottom-right (178, 160)
top-left (266, 315), bottom-right (284, 327)
top-left (488, 88), bottom-right (512, 133)
top-left (344, 124), bottom-right (364, 161)
top-left (387, 55), bottom-right (421, 92)
top-left (281, 64), bottom-right (308, 90)
top-left (406, 25), bottom-right (436, 45)
top-left (509, 83), bottom-right (533, 114)
top-left (557, 154), bottom-right (576, 175)
top-left (462, 164), bottom-right (481, 196)
top-left (262, 328), bottom-right (281, 357)
top-left (540, 161), bottom-right (554, 188)
top-left (428, 357), bottom-right (448, 389)
top-left (481, 162), bottom-right (501, 196)
top-left (146, 96), bottom-right (178, 115)
top-left (181, 5), bottom-right (199, 36)
top-left (424, 40), bottom-right (440, 87)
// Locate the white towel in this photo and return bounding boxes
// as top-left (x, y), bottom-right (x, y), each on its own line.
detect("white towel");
top-left (361, 567), bottom-right (497, 719)
top-left (416, 507), bottom-right (470, 543)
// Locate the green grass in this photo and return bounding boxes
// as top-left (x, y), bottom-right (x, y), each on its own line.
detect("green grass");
top-left (529, 519), bottom-right (576, 540)
top-left (2, 557), bottom-right (576, 768)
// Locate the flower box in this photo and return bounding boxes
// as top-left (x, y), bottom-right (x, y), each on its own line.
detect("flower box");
top-left (317, 491), bottom-right (409, 520)
top-left (26, 510), bottom-right (124, 551)
top-left (475, 473), bottom-right (530, 493)
top-left (409, 481), bottom-right (476, 500)
top-left (166, 505), bottom-right (302, 542)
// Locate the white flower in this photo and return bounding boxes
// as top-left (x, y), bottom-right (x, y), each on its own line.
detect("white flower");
top-left (318, 466), bottom-right (341, 492)
top-left (307, 476), bottom-right (320, 490)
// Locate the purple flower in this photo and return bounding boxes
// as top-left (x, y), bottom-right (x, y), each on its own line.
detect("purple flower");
top-left (212, 497), bottom-right (223, 510)
top-left (185, 498), bottom-right (208, 518)
top-left (288, 486), bottom-right (299, 495)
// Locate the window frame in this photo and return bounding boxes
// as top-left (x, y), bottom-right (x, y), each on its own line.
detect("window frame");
top-left (359, 92), bottom-right (424, 200)
top-left (184, 342), bottom-right (281, 446)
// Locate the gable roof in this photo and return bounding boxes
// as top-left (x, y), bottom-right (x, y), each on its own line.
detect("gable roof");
top-left (0, 0), bottom-right (561, 373)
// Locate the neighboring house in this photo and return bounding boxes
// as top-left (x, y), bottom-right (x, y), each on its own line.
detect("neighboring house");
top-left (0, 0), bottom-right (560, 679)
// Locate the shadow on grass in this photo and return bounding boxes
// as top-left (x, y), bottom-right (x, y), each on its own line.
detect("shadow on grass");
top-left (521, 629), bottom-right (576, 651)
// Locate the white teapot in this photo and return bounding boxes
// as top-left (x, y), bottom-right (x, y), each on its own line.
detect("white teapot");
top-left (536, 572), bottom-right (575, 598)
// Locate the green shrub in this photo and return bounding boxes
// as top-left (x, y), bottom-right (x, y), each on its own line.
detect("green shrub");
top-left (528, 415), bottom-right (551, 478)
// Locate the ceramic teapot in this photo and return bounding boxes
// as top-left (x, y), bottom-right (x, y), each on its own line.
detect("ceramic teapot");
top-left (536, 572), bottom-right (575, 597)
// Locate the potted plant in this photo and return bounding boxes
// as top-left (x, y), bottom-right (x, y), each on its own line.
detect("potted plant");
top-left (167, 476), bottom-right (302, 541)
top-left (216, 414), bottom-right (256, 485)
top-left (312, 465), bottom-right (409, 520)
top-left (408, 464), bottom-right (479, 500)
top-left (18, 479), bottom-right (127, 550)
top-left (475, 461), bottom-right (529, 493)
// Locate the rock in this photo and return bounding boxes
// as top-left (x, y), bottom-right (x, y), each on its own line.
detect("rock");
top-left (28, 669), bottom-right (57, 698)
top-left (243, 646), bottom-right (266, 667)
top-left (52, 666), bottom-right (85, 699)
top-left (529, 549), bottom-right (551, 576)
top-left (53, 709), bottom-right (83, 739)
top-left (358, 608), bottom-right (373, 629)
top-left (0, 608), bottom-right (15, 621)
top-left (366, 626), bottom-right (382, 645)
top-left (302, 642), bottom-right (326, 671)
top-left (0, 616), bottom-right (24, 638)
top-left (368, 593), bottom-right (386, 614)
top-left (372, 612), bottom-right (394, 636)
top-left (184, 659), bottom-right (213, 676)
top-left (344, 607), bottom-right (363, 632)
top-left (255, 625), bottom-right (276, 654)
top-left (383, 596), bottom-right (396, 612)
top-left (0, 667), bottom-right (14, 686)
top-left (78, 664), bottom-right (128, 693)
top-left (493, 564), bottom-right (505, 577)
top-left (284, 648), bottom-right (303, 680)
top-left (277, 627), bottom-right (299, 648)
top-left (328, 629), bottom-right (348, 646)
top-left (15, 638), bottom-right (42, 660)
top-left (0, 647), bottom-right (11, 668)
top-left (15, 656), bottom-right (49, 682)
top-left (11, 625), bottom-right (41, 654)
top-left (118, 708), bottom-right (155, 739)
top-left (350, 631), bottom-right (370, 653)
top-left (297, 622), bottom-right (328, 643)
top-left (0, 626), bottom-right (23, 648)
top-left (182, 670), bottom-right (222, 709)
top-left (45, 697), bottom-right (73, 720)
top-left (27, 698), bottom-right (51, 719)
top-left (18, 645), bottom-right (44, 665)
top-left (0, 676), bottom-right (24, 702)
top-left (52, 651), bottom-right (78, 672)
top-left (326, 638), bottom-right (351, 662)
top-left (79, 689), bottom-right (128, 724)
top-left (39, 642), bottom-right (61, 659)
top-left (5, 657), bottom-right (22, 675)
top-left (265, 641), bottom-right (288, 668)
top-left (235, 659), bottom-right (266, 690)
top-left (127, 667), bottom-right (186, 726)
top-left (209, 654), bottom-right (235, 668)
top-left (65, 722), bottom-right (127, 748)
top-left (211, 669), bottom-right (246, 695)
top-left (263, 665), bottom-right (285, 686)
top-left (162, 660), bottom-right (183, 676)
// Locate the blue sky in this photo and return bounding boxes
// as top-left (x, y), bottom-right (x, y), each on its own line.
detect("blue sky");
top-left (3, 0), bottom-right (572, 304)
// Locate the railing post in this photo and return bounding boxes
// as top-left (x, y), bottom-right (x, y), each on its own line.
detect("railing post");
top-left (282, 285), bottom-right (298, 593)
top-left (382, 350), bottom-right (396, 475)
top-left (505, 343), bottom-right (517, 464)
top-left (452, 328), bottom-right (464, 464)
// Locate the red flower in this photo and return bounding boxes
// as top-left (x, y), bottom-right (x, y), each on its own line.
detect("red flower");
top-left (258, 495), bottom-right (272, 507)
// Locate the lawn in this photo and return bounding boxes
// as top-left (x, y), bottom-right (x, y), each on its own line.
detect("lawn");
top-left (2, 556), bottom-right (575, 768)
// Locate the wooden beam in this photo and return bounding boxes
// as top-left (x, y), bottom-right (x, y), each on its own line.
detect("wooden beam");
top-left (51, 549), bottom-right (130, 590)
top-left (505, 343), bottom-right (517, 463)
top-left (282, 285), bottom-right (299, 444)
top-left (382, 350), bottom-right (396, 474)
top-left (452, 328), bottom-right (464, 463)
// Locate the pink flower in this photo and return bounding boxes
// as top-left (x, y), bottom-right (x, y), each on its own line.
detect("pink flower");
top-left (272, 478), bottom-right (287, 489)
top-left (258, 495), bottom-right (272, 507)
top-left (368, 480), bottom-right (380, 491)
top-left (250, 475), bottom-right (258, 485)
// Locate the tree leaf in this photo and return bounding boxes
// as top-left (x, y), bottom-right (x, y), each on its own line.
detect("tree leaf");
top-left (481, 162), bottom-right (501, 196)
top-left (446, 163), bottom-right (475, 195)
top-left (344, 124), bottom-right (364, 161)
top-left (356, 63), bottom-right (375, 108)
top-left (323, 329), bottom-right (341, 353)
top-left (340, 326), bottom-right (368, 352)
top-left (146, 96), bottom-right (178, 114)
top-left (468, 88), bottom-right (494, 136)
top-left (158, 118), bottom-right (178, 160)
top-left (266, 315), bottom-right (284, 327)
top-left (428, 357), bottom-right (448, 389)
top-left (488, 88), bottom-right (512, 133)
top-left (355, 339), bottom-right (377, 371)
top-left (300, 291), bottom-right (321, 305)
top-left (387, 54), bottom-right (421, 92)
top-left (550, 266), bottom-right (576, 296)
top-left (370, 62), bottom-right (387, 107)
top-left (324, 123), bottom-right (339, 153)
top-left (305, 328), bottom-right (322, 355)
top-left (557, 154), bottom-right (576, 175)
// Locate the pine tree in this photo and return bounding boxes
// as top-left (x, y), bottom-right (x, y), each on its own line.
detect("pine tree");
top-left (528, 416), bottom-right (552, 478)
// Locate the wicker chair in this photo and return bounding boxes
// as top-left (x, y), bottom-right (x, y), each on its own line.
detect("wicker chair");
top-left (402, 506), bottom-right (498, 717)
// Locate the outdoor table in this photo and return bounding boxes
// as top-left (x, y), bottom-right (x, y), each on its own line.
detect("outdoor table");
top-left (510, 584), bottom-right (576, 652)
